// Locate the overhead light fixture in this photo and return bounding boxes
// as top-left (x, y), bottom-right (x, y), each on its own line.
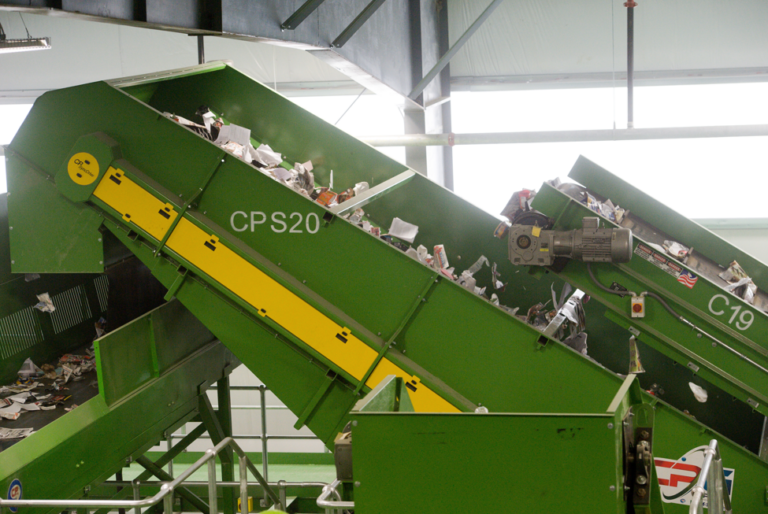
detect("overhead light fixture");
top-left (0, 16), bottom-right (51, 54)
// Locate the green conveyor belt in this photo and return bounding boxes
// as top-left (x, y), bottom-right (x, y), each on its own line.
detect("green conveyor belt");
top-left (533, 162), bottom-right (768, 421)
top-left (4, 62), bottom-right (768, 512)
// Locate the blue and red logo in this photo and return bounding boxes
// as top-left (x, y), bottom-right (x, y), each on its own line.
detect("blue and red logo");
top-left (655, 447), bottom-right (734, 507)
top-left (7, 479), bottom-right (22, 513)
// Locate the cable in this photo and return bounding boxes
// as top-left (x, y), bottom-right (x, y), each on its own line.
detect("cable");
top-left (586, 262), bottom-right (635, 297)
top-left (18, 12), bottom-right (31, 39)
top-left (644, 291), bottom-right (685, 320)
top-left (335, 88), bottom-right (366, 126)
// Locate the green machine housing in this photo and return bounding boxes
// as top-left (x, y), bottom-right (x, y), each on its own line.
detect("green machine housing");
top-left (3, 62), bottom-right (768, 513)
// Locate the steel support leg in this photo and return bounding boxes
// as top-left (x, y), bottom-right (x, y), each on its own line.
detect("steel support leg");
top-left (93, 424), bottom-right (209, 514)
top-left (207, 458), bottom-right (218, 514)
top-left (216, 377), bottom-right (237, 514)
top-left (135, 456), bottom-right (211, 514)
top-left (163, 492), bottom-right (174, 514)
top-left (197, 35), bottom-right (205, 65)
top-left (238, 457), bottom-right (249, 513)
top-left (259, 386), bottom-right (269, 507)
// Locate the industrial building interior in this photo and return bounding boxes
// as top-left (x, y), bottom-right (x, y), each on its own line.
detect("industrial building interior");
top-left (0, 1), bottom-right (767, 512)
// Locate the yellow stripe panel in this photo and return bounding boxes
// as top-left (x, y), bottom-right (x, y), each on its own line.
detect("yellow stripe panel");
top-left (165, 219), bottom-right (458, 412)
top-left (166, 217), bottom-right (378, 381)
top-left (93, 167), bottom-right (178, 241)
top-left (95, 175), bottom-right (459, 413)
top-left (366, 358), bottom-right (459, 412)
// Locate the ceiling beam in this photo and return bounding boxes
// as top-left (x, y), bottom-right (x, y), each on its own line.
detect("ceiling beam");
top-left (0, 0), bottom-right (442, 109)
top-left (409, 0), bottom-right (505, 100)
top-left (281, 0), bottom-right (328, 31)
top-left (451, 67), bottom-right (768, 91)
top-left (362, 124), bottom-right (768, 146)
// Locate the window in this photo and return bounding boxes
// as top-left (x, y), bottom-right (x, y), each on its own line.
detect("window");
top-left (0, 103), bottom-right (33, 194)
top-left (451, 83), bottom-right (768, 219)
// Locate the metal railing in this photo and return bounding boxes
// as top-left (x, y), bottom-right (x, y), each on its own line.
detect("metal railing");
top-left (689, 439), bottom-right (733, 514)
top-left (173, 383), bottom-right (325, 505)
top-left (101, 479), bottom-right (327, 514)
top-left (316, 479), bottom-right (355, 514)
top-left (0, 437), bottom-right (286, 514)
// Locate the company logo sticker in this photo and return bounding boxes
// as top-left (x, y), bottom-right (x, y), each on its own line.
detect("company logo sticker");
top-left (67, 152), bottom-right (100, 186)
top-left (7, 479), bottom-right (22, 513)
top-left (655, 446), bottom-right (734, 507)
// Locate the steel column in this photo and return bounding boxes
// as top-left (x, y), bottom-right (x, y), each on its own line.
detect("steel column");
top-left (198, 394), bottom-right (236, 510)
top-left (238, 458), bottom-right (248, 514)
top-left (197, 36), bottom-right (205, 65)
top-left (404, 0), bottom-right (427, 176)
top-left (258, 385), bottom-right (269, 506)
top-left (437, 0), bottom-right (454, 190)
top-left (216, 377), bottom-right (236, 514)
top-left (207, 458), bottom-right (217, 514)
top-left (626, 1), bottom-right (637, 128)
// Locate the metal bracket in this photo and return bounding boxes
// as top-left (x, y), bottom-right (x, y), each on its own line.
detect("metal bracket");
top-left (408, 0), bottom-right (507, 100)
top-left (332, 0), bottom-right (388, 48)
top-left (329, 170), bottom-right (415, 216)
top-left (164, 267), bottom-right (189, 301)
top-left (294, 371), bottom-right (337, 430)
top-left (155, 152), bottom-right (226, 258)
top-left (135, 456), bottom-right (210, 514)
top-left (623, 403), bottom-right (654, 507)
top-left (281, 0), bottom-right (327, 30)
top-left (197, 394), bottom-right (232, 461)
top-left (350, 272), bottom-right (452, 403)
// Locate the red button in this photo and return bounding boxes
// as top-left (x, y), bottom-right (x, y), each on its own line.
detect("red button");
top-left (632, 303), bottom-right (643, 313)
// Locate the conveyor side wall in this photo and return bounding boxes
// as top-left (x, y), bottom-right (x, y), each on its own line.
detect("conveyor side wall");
top-left (533, 183), bottom-right (768, 417)
top-left (0, 300), bottom-right (236, 514)
top-left (123, 66), bottom-right (558, 318)
top-left (7, 67), bottom-right (627, 424)
top-left (570, 156), bottom-right (768, 292)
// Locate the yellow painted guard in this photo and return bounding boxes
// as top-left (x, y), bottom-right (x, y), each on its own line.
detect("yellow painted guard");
top-left (94, 168), bottom-right (178, 241)
top-left (93, 167), bottom-right (459, 413)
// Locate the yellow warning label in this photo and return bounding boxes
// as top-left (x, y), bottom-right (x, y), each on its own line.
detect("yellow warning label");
top-left (531, 226), bottom-right (541, 238)
top-left (67, 152), bottom-right (100, 186)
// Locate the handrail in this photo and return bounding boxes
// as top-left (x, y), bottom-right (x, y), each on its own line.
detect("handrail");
top-left (689, 439), bottom-right (733, 514)
top-left (317, 479), bottom-right (355, 512)
top-left (102, 480), bottom-right (327, 488)
top-left (0, 437), bottom-right (283, 513)
top-left (173, 383), bottom-right (324, 505)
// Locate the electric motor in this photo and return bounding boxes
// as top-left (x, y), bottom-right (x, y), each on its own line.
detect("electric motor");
top-left (509, 217), bottom-right (633, 266)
